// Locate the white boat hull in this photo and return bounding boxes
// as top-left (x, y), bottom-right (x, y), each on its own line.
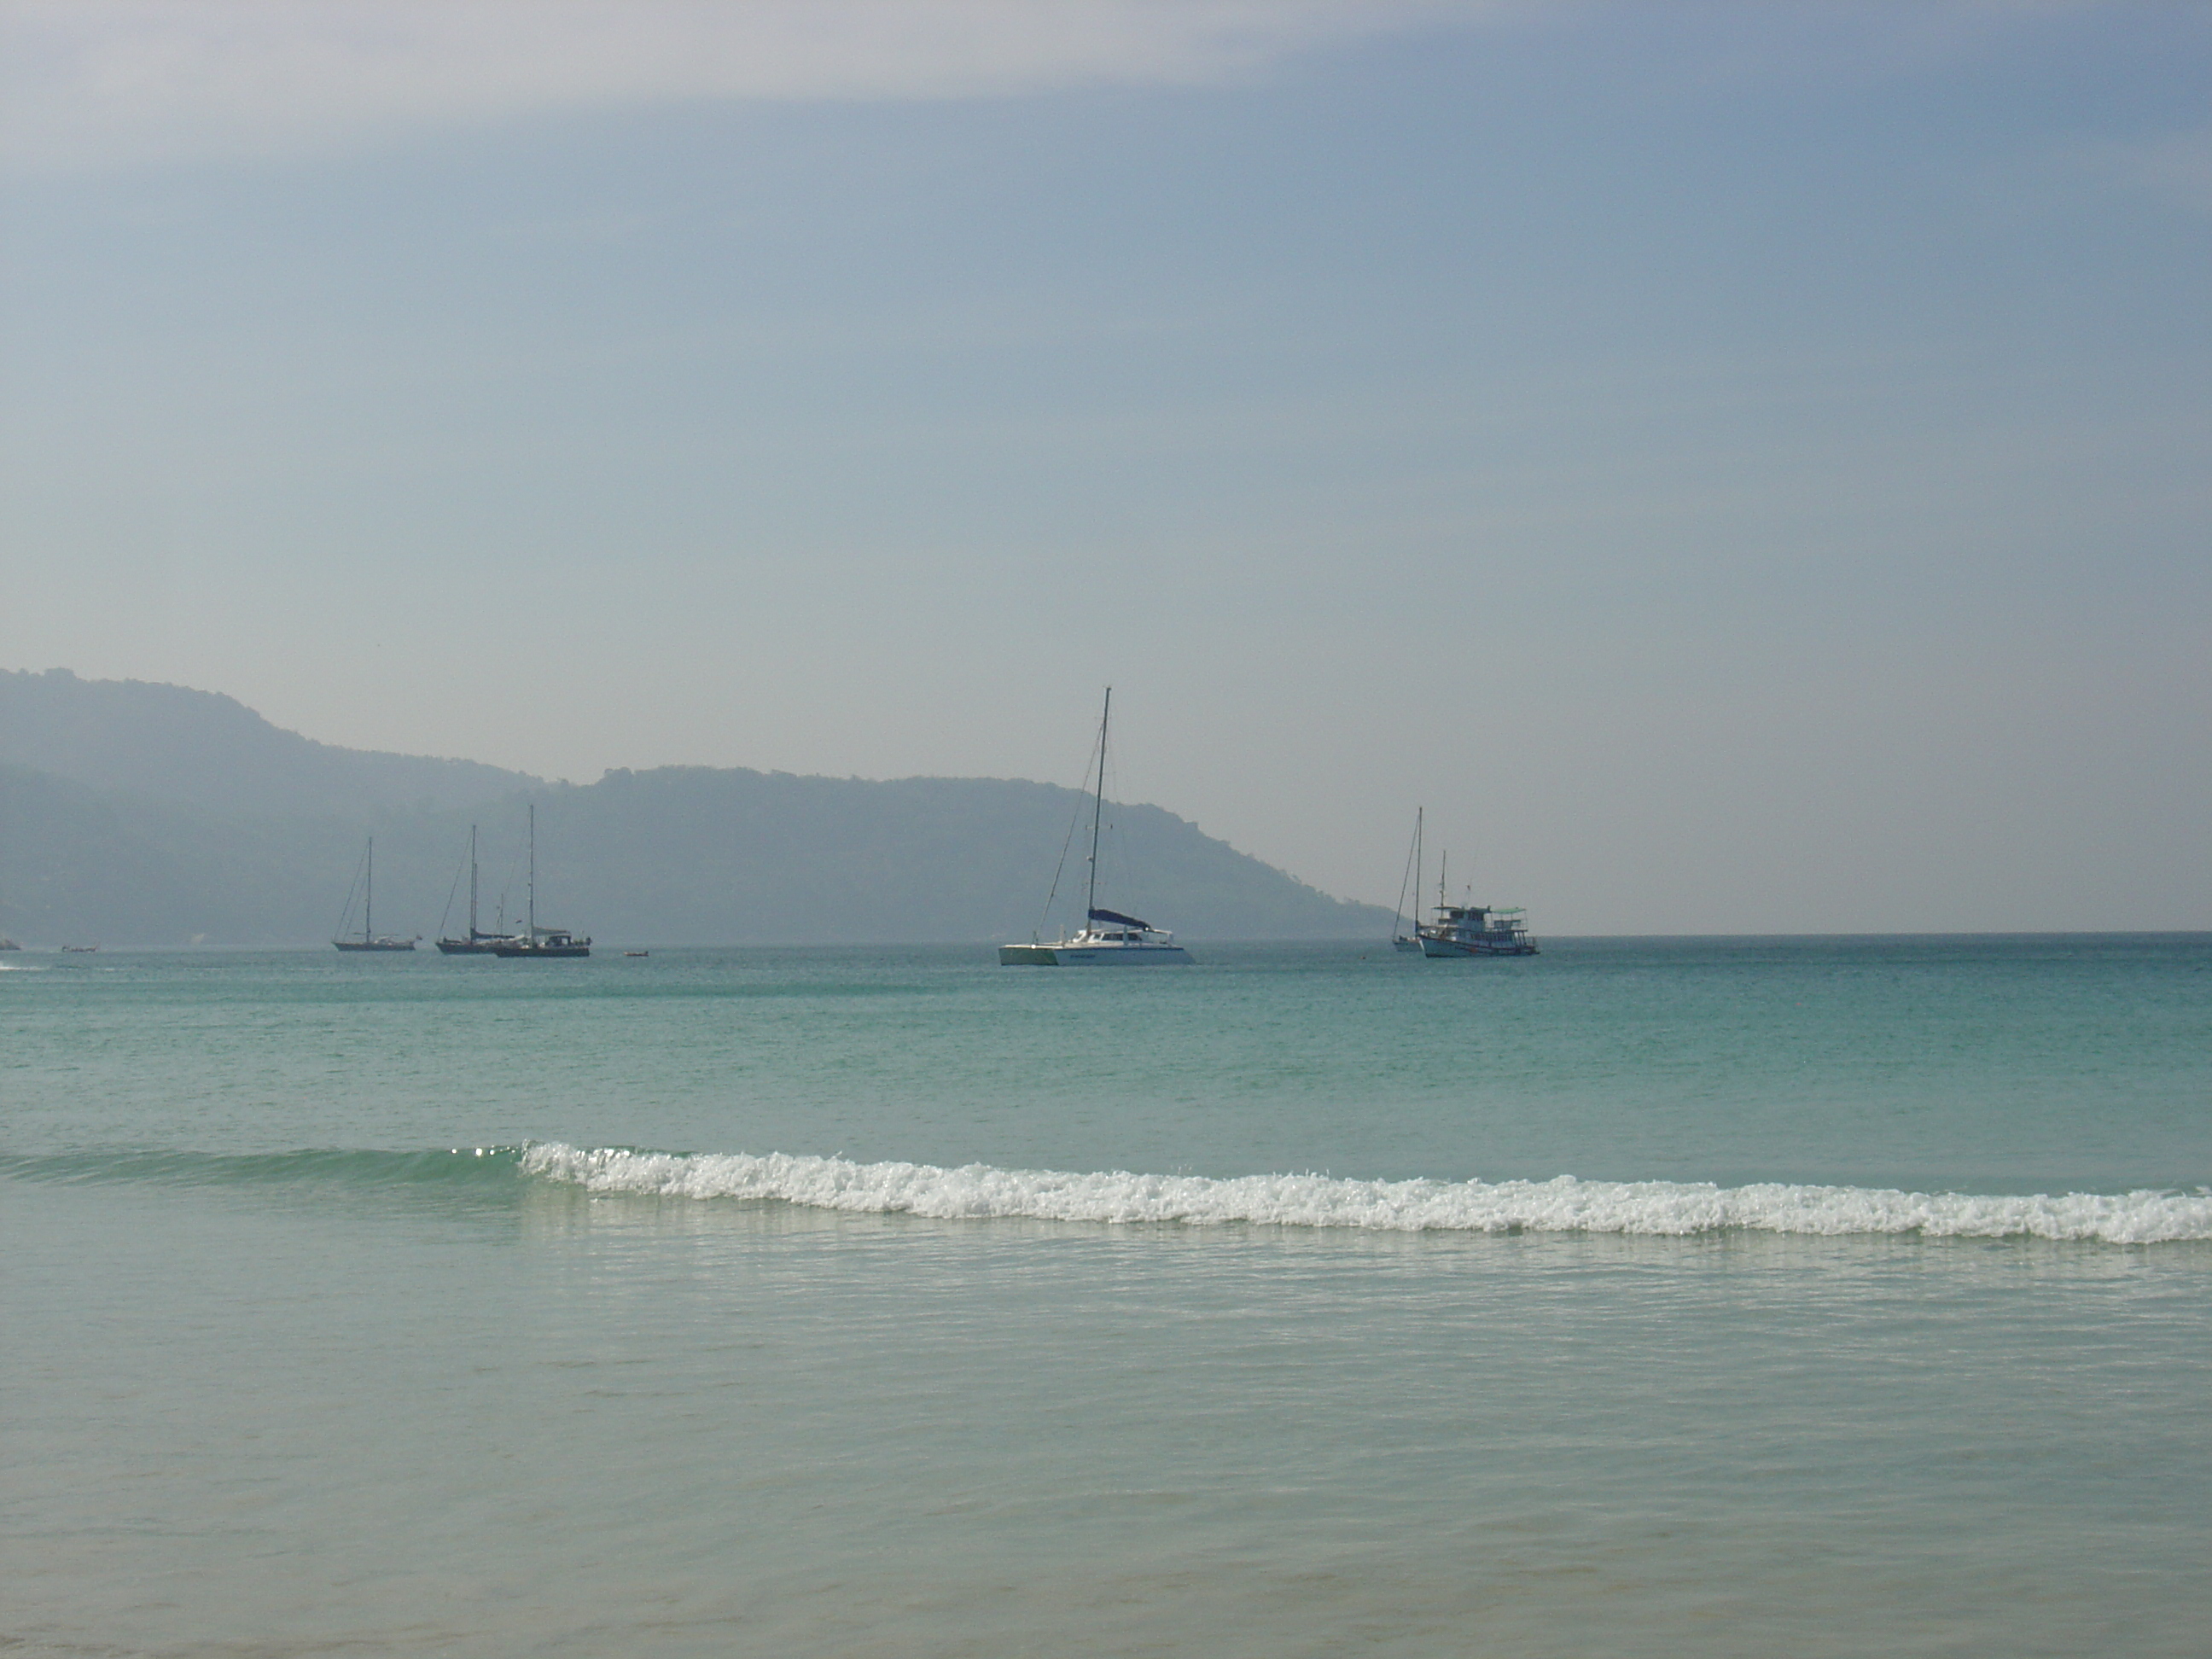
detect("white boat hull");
top-left (1417, 935), bottom-right (1537, 958)
top-left (999, 942), bottom-right (1192, 966)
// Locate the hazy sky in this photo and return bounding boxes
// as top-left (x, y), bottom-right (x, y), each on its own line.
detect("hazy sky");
top-left (3, 1), bottom-right (2207, 932)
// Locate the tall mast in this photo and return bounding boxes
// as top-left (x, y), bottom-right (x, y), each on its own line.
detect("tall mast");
top-left (1394, 806), bottom-right (1423, 940)
top-left (364, 837), bottom-right (374, 942)
top-left (527, 806), bottom-right (537, 940)
top-left (1086, 687), bottom-right (1110, 922)
top-left (1438, 849), bottom-right (1447, 915)
top-left (468, 824), bottom-right (479, 937)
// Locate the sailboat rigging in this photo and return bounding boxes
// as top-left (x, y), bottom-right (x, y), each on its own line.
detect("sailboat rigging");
top-left (999, 689), bottom-right (1192, 966)
top-left (490, 806), bottom-right (590, 958)
top-left (435, 825), bottom-right (517, 955)
top-left (332, 837), bottom-right (419, 952)
top-left (1390, 807), bottom-right (1424, 952)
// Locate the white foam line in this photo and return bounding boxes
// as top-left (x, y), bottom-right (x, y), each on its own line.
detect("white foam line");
top-left (519, 1144), bottom-right (2212, 1243)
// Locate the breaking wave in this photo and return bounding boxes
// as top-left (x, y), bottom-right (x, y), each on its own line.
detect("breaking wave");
top-left (521, 1143), bottom-right (2212, 1244)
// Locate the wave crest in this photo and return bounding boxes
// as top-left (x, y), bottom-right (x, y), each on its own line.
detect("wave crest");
top-left (519, 1144), bottom-right (2212, 1243)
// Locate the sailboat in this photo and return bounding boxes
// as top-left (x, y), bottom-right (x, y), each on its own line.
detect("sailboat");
top-left (1390, 807), bottom-right (1425, 952)
top-left (999, 689), bottom-right (1192, 966)
top-left (490, 806), bottom-right (590, 958)
top-left (332, 837), bottom-right (420, 952)
top-left (434, 825), bottom-right (517, 955)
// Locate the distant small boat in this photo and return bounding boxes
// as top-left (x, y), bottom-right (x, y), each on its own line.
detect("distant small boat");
top-left (333, 837), bottom-right (419, 952)
top-left (61, 943), bottom-right (98, 953)
top-left (1388, 808), bottom-right (1424, 952)
top-left (624, 951), bottom-right (649, 958)
top-left (490, 806), bottom-right (591, 958)
top-left (1000, 689), bottom-right (1191, 966)
top-left (435, 825), bottom-right (517, 955)
top-left (1415, 850), bottom-right (1537, 958)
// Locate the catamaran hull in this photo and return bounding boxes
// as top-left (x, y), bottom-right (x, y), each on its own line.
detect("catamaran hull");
top-left (999, 943), bottom-right (1192, 965)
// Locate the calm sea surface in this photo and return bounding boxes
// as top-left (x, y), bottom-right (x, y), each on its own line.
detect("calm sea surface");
top-left (5, 936), bottom-right (2209, 1656)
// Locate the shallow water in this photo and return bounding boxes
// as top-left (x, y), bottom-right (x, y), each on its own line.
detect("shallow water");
top-left (4, 937), bottom-right (2209, 1655)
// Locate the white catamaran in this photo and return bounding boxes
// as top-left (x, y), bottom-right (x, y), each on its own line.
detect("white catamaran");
top-left (999, 689), bottom-right (1192, 966)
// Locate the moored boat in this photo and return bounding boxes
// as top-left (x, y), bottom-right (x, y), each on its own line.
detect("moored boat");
top-left (998, 906), bottom-right (1190, 966)
top-left (488, 806), bottom-right (590, 958)
top-left (1417, 905), bottom-right (1536, 956)
top-left (492, 928), bottom-right (590, 958)
top-left (1389, 808), bottom-right (1425, 952)
top-left (435, 825), bottom-right (518, 954)
top-left (1414, 849), bottom-right (1537, 957)
top-left (999, 689), bottom-right (1191, 966)
top-left (332, 837), bottom-right (419, 952)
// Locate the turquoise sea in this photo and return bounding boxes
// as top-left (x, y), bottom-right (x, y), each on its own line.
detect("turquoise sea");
top-left (5, 936), bottom-right (2210, 1656)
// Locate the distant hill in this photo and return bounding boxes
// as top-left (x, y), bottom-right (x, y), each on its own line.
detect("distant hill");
top-left (0, 668), bottom-right (540, 818)
top-left (0, 671), bottom-right (1391, 946)
top-left (0, 762), bottom-right (375, 946)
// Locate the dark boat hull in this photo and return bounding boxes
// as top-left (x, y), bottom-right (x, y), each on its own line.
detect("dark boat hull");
top-left (435, 936), bottom-right (515, 955)
top-left (335, 939), bottom-right (417, 952)
top-left (491, 943), bottom-right (590, 958)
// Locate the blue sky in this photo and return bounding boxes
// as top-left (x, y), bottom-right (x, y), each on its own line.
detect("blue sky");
top-left (3, 2), bottom-right (2207, 930)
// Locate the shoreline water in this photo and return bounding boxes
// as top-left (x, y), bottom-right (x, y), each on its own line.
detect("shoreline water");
top-left (7, 936), bottom-right (2209, 1656)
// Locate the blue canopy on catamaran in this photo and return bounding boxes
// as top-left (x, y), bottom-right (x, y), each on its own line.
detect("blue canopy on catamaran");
top-left (1088, 907), bottom-right (1150, 929)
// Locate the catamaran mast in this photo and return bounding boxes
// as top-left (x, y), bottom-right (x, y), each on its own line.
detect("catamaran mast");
top-left (527, 806), bottom-right (537, 940)
top-left (467, 824), bottom-right (479, 937)
top-left (1394, 806), bottom-right (1424, 941)
top-left (1086, 688), bottom-right (1109, 922)
top-left (364, 837), bottom-right (374, 943)
top-left (1412, 807), bottom-right (1423, 934)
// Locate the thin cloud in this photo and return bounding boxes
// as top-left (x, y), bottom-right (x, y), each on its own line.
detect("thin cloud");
top-left (0, 0), bottom-right (1515, 171)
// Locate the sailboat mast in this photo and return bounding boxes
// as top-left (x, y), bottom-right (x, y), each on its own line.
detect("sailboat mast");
top-left (364, 837), bottom-right (374, 942)
top-left (1413, 808), bottom-right (1423, 928)
top-left (1086, 688), bottom-right (1109, 921)
top-left (1438, 849), bottom-right (1447, 915)
top-left (527, 806), bottom-right (537, 940)
top-left (468, 825), bottom-right (479, 936)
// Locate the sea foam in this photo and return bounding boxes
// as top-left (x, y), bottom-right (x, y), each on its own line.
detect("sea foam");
top-left (520, 1144), bottom-right (2212, 1243)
